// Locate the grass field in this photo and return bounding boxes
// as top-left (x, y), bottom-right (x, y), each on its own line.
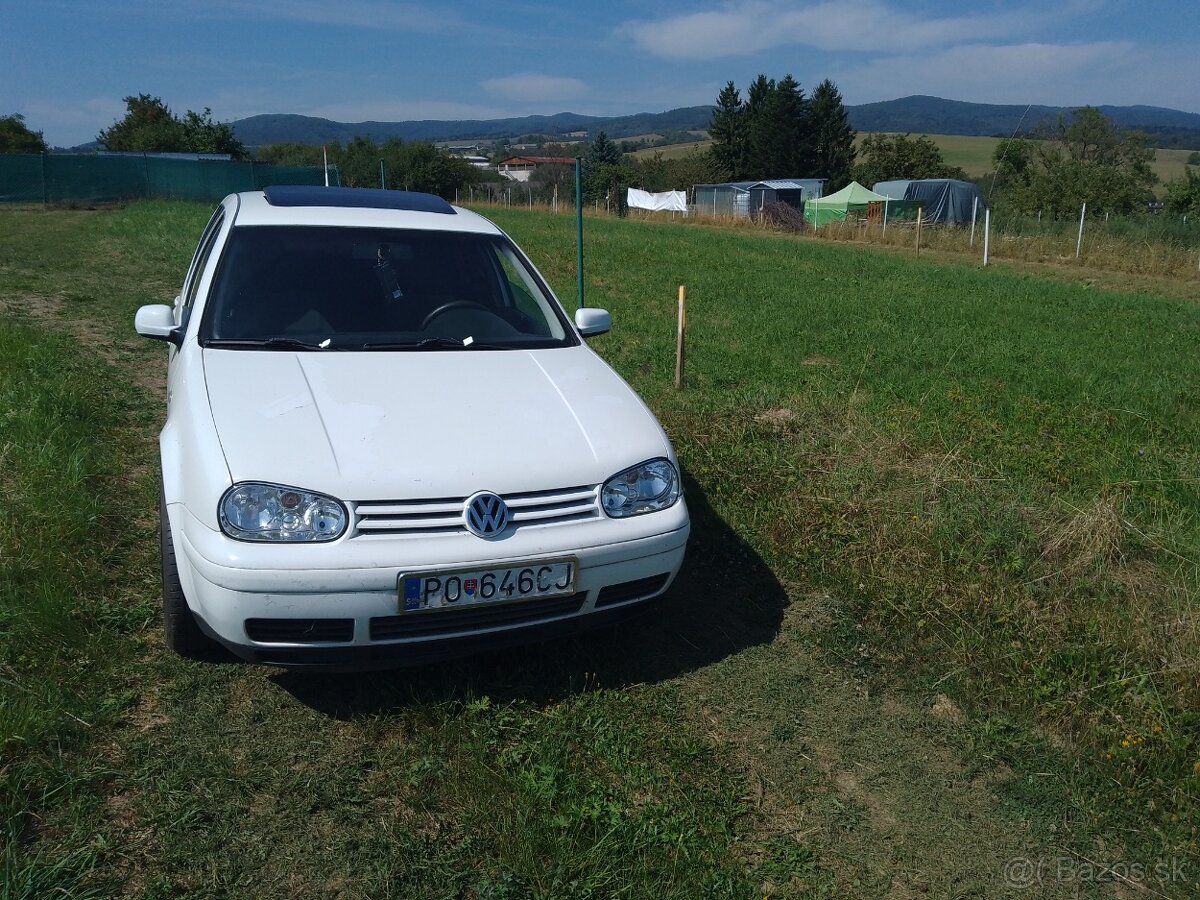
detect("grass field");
top-left (2, 202), bottom-right (1198, 897)
top-left (908, 134), bottom-right (1196, 184)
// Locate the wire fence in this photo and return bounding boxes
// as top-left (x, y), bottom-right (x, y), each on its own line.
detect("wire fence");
top-left (460, 194), bottom-right (1200, 281)
top-left (0, 154), bottom-right (335, 205)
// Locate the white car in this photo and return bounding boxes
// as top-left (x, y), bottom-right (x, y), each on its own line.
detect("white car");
top-left (135, 186), bottom-right (689, 667)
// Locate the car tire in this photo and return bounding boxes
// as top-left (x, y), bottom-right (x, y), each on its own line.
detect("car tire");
top-left (160, 490), bottom-right (219, 658)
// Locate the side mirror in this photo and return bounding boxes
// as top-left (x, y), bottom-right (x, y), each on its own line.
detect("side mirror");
top-left (575, 307), bottom-right (612, 338)
top-left (135, 304), bottom-right (182, 345)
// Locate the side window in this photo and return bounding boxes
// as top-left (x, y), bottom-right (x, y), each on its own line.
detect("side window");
top-left (492, 245), bottom-right (539, 319)
top-left (488, 241), bottom-right (564, 340)
top-left (181, 208), bottom-right (226, 313)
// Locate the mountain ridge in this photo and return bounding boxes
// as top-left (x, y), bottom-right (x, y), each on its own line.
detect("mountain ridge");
top-left (151, 96), bottom-right (1200, 151)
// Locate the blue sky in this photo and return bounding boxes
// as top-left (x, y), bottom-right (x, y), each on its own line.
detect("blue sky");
top-left (3, 0), bottom-right (1198, 147)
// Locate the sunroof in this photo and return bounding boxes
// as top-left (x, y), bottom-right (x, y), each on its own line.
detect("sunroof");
top-left (263, 186), bottom-right (456, 215)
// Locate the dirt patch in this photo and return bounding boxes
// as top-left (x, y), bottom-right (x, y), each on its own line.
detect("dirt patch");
top-left (754, 407), bottom-right (797, 427)
top-left (930, 693), bottom-right (965, 724)
top-left (127, 688), bottom-right (169, 732)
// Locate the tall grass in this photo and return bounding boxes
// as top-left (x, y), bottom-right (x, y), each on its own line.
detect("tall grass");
top-left (472, 198), bottom-right (1200, 282)
top-left (0, 324), bottom-right (154, 896)
top-left (485, 206), bottom-right (1200, 863)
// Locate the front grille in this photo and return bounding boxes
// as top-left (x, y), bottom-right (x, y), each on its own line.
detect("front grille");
top-left (370, 591), bottom-right (587, 640)
top-left (245, 618), bottom-right (354, 643)
top-left (594, 574), bottom-right (670, 609)
top-left (353, 485), bottom-right (600, 538)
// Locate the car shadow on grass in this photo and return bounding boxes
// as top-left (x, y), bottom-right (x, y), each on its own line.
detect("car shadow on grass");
top-left (270, 468), bottom-right (788, 718)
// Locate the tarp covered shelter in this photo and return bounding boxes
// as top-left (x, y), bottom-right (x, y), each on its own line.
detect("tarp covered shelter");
top-left (803, 181), bottom-right (888, 226)
top-left (871, 179), bottom-right (986, 226)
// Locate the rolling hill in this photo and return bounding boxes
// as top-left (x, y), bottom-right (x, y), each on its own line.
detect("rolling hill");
top-left (228, 96), bottom-right (1200, 150)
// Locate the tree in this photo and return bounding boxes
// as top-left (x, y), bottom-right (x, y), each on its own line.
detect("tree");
top-left (97, 94), bottom-right (248, 159)
top-left (852, 133), bottom-right (966, 188)
top-left (990, 107), bottom-right (1157, 217)
top-left (707, 74), bottom-right (821, 181)
top-left (528, 163), bottom-right (575, 203)
top-left (747, 74), bottom-right (810, 179)
top-left (181, 108), bottom-right (246, 159)
top-left (0, 114), bottom-right (48, 153)
top-left (582, 131), bottom-right (631, 210)
top-left (1164, 167), bottom-right (1200, 217)
top-left (306, 136), bottom-right (479, 196)
top-left (254, 142), bottom-right (323, 167)
top-left (1188, 151), bottom-right (1200, 167)
top-left (708, 81), bottom-right (745, 180)
top-left (97, 95), bottom-right (186, 152)
top-left (585, 131), bottom-right (622, 167)
top-left (809, 80), bottom-right (856, 191)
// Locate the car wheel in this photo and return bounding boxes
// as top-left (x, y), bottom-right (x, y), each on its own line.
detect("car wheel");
top-left (160, 490), bottom-right (219, 658)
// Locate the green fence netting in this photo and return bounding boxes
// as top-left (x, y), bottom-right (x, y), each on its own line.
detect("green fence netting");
top-left (0, 154), bottom-right (338, 204)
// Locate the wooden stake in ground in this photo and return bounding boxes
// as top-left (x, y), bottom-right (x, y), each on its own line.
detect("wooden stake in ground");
top-left (915, 207), bottom-right (923, 256)
top-left (675, 285), bottom-right (687, 390)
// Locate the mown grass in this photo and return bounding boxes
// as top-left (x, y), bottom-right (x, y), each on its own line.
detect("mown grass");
top-left (485, 206), bottom-right (1200, 861)
top-left (1, 200), bottom-right (1198, 896)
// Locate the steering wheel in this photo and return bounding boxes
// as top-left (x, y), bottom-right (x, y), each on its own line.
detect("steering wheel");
top-left (420, 301), bottom-right (491, 330)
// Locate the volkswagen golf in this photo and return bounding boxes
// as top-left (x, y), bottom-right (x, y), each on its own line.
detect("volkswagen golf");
top-left (134, 186), bottom-right (689, 668)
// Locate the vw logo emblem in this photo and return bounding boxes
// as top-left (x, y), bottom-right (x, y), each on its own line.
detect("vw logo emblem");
top-left (464, 491), bottom-right (510, 538)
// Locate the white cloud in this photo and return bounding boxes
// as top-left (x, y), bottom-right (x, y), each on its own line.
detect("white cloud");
top-left (618, 0), bottom-right (1050, 60)
top-left (482, 73), bottom-right (589, 103)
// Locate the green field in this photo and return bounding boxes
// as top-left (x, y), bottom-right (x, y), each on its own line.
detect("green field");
top-left (2, 203), bottom-right (1198, 897)
top-left (908, 133), bottom-right (1195, 184)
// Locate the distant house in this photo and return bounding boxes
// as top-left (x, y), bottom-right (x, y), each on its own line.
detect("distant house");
top-left (443, 145), bottom-right (492, 169)
top-left (496, 156), bottom-right (577, 182)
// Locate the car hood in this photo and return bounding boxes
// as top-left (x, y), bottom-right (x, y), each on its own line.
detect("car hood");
top-left (202, 346), bottom-right (673, 500)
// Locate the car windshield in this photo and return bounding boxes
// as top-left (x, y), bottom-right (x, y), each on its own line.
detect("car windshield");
top-left (199, 225), bottom-right (574, 351)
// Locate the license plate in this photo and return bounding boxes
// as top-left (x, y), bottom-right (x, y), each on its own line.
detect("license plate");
top-left (399, 560), bottom-right (576, 612)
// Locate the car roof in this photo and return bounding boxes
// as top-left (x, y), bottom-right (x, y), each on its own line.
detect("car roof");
top-left (228, 188), bottom-right (503, 235)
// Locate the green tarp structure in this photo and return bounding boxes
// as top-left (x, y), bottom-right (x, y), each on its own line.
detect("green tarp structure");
top-left (803, 181), bottom-right (888, 227)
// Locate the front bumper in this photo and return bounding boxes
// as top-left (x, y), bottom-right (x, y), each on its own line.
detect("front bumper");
top-left (172, 501), bottom-right (689, 668)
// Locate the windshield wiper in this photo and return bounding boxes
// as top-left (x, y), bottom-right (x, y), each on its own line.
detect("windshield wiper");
top-left (361, 338), bottom-right (508, 351)
top-left (204, 338), bottom-right (343, 351)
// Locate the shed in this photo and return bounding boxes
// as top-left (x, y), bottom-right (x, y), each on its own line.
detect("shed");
top-left (694, 178), bottom-right (825, 217)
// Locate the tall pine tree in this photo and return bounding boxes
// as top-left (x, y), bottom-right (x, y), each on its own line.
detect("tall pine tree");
top-left (709, 74), bottom-right (816, 181)
top-left (810, 79), bottom-right (856, 191)
top-left (708, 82), bottom-right (745, 180)
top-left (766, 74), bottom-right (811, 177)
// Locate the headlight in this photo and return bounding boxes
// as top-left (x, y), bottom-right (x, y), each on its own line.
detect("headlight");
top-left (219, 482), bottom-right (348, 542)
top-left (601, 459), bottom-right (681, 518)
